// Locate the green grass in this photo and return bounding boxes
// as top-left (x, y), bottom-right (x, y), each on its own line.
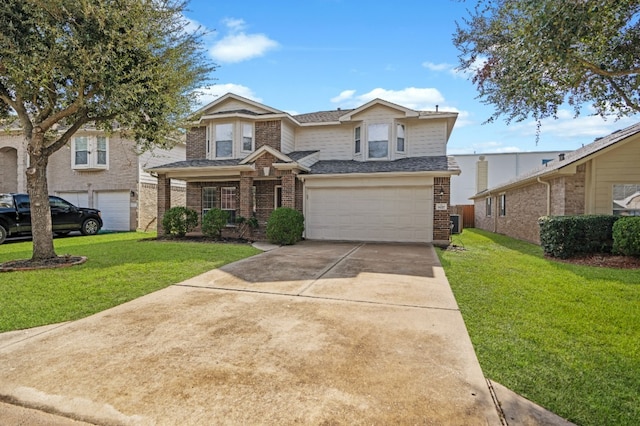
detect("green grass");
top-left (437, 229), bottom-right (640, 426)
top-left (0, 232), bottom-right (261, 332)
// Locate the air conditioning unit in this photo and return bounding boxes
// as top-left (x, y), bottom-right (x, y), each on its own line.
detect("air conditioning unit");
top-left (450, 214), bottom-right (461, 234)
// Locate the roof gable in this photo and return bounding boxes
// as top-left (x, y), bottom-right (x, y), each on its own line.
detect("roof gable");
top-left (239, 145), bottom-right (292, 165)
top-left (338, 98), bottom-right (419, 122)
top-left (193, 93), bottom-right (284, 118)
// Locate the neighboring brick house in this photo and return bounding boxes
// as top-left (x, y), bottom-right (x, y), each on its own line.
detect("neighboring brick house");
top-left (0, 127), bottom-right (186, 232)
top-left (148, 93), bottom-right (461, 244)
top-left (471, 122), bottom-right (640, 244)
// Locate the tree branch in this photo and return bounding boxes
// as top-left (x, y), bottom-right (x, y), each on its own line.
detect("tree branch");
top-left (39, 85), bottom-right (99, 131)
top-left (577, 57), bottom-right (640, 78)
top-left (605, 75), bottom-right (640, 113)
top-left (43, 110), bottom-right (91, 156)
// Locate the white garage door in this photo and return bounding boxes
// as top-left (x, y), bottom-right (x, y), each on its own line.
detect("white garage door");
top-left (95, 191), bottom-right (131, 231)
top-left (56, 192), bottom-right (89, 208)
top-left (305, 185), bottom-right (433, 242)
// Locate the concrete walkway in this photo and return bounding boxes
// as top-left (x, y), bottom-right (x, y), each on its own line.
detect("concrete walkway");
top-left (0, 241), bottom-right (570, 425)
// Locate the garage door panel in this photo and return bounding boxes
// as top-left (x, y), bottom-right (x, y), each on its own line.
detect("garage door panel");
top-left (306, 186), bottom-right (433, 243)
top-left (96, 191), bottom-right (130, 231)
top-left (56, 192), bottom-right (89, 208)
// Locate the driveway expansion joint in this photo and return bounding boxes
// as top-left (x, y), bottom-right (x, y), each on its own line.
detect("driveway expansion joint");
top-left (296, 243), bottom-right (364, 296)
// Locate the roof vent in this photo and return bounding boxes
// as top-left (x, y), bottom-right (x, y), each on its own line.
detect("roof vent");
top-left (559, 153), bottom-right (565, 161)
top-left (435, 105), bottom-right (439, 112)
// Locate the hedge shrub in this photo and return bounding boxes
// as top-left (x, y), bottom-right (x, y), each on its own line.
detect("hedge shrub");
top-left (161, 206), bottom-right (198, 237)
top-left (201, 208), bottom-right (230, 238)
top-left (266, 207), bottom-right (304, 245)
top-left (539, 215), bottom-right (619, 258)
top-left (612, 217), bottom-right (640, 257)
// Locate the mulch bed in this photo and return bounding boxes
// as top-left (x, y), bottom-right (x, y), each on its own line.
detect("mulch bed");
top-left (0, 255), bottom-right (87, 272)
top-left (550, 253), bottom-right (640, 269)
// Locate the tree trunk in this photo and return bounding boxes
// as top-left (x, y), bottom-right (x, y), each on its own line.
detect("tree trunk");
top-left (26, 134), bottom-right (57, 260)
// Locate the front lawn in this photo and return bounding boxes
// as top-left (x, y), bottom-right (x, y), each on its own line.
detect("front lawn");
top-left (437, 229), bottom-right (639, 426)
top-left (0, 232), bottom-right (261, 332)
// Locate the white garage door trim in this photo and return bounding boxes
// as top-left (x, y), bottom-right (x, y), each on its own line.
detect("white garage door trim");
top-left (304, 176), bottom-right (434, 243)
top-left (95, 191), bottom-right (131, 231)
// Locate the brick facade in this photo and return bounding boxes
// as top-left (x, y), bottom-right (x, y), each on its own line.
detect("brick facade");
top-left (255, 121), bottom-right (281, 151)
top-left (474, 166), bottom-right (588, 244)
top-left (433, 176), bottom-right (451, 243)
top-left (139, 182), bottom-right (185, 232)
top-left (186, 126), bottom-right (206, 160)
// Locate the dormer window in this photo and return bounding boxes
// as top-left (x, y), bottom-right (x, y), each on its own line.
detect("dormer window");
top-left (215, 123), bottom-right (233, 158)
top-left (367, 123), bottom-right (389, 159)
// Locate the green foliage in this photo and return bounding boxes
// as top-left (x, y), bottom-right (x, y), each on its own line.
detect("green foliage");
top-left (161, 206), bottom-right (198, 237)
top-left (201, 208), bottom-right (230, 239)
top-left (612, 217), bottom-right (640, 256)
top-left (0, 232), bottom-right (260, 332)
top-left (0, 0), bottom-right (214, 259)
top-left (454, 1), bottom-right (640, 129)
top-left (438, 229), bottom-right (640, 426)
top-left (266, 208), bottom-right (304, 245)
top-left (539, 215), bottom-right (619, 258)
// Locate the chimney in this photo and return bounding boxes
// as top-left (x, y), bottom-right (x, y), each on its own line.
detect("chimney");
top-left (476, 155), bottom-right (488, 193)
top-left (559, 153), bottom-right (565, 161)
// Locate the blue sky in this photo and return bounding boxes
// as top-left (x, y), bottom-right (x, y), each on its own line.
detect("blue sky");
top-left (185, 0), bottom-right (638, 155)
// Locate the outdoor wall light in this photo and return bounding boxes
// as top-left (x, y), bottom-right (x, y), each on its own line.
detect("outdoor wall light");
top-left (438, 185), bottom-right (445, 196)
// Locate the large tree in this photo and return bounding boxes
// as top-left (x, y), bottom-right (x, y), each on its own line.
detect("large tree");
top-left (0, 0), bottom-right (213, 260)
top-left (454, 0), bottom-right (640, 126)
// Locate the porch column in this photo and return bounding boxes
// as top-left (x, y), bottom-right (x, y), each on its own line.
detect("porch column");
top-left (157, 174), bottom-right (172, 236)
top-left (240, 172), bottom-right (254, 218)
top-left (281, 171), bottom-right (296, 209)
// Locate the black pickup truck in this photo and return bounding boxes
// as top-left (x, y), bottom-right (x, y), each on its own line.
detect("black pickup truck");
top-left (0, 193), bottom-right (103, 244)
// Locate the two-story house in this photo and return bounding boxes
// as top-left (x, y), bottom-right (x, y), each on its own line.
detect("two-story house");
top-left (149, 93), bottom-right (460, 244)
top-left (0, 126), bottom-right (186, 232)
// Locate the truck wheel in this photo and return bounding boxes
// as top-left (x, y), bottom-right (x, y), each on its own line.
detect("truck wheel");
top-left (81, 218), bottom-right (100, 236)
top-left (0, 224), bottom-right (7, 244)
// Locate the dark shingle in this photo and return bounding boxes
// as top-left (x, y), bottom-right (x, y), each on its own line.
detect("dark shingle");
top-left (309, 156), bottom-right (458, 174)
top-left (148, 159), bottom-right (241, 170)
top-left (294, 110), bottom-right (354, 123)
top-left (287, 150), bottom-right (319, 161)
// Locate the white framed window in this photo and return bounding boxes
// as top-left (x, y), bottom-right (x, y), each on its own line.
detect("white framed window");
top-left (354, 126), bottom-right (361, 154)
top-left (499, 193), bottom-right (506, 216)
top-left (367, 123), bottom-right (389, 159)
top-left (274, 185), bottom-right (282, 209)
top-left (202, 187), bottom-right (216, 216)
top-left (242, 124), bottom-right (254, 152)
top-left (215, 123), bottom-right (233, 158)
top-left (486, 197), bottom-right (492, 217)
top-left (221, 187), bottom-right (236, 224)
top-left (72, 135), bottom-right (108, 170)
top-left (396, 124), bottom-right (406, 153)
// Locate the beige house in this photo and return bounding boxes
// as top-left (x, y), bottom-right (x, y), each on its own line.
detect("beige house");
top-left (471, 122), bottom-right (640, 244)
top-left (149, 93), bottom-right (460, 244)
top-left (0, 127), bottom-right (186, 232)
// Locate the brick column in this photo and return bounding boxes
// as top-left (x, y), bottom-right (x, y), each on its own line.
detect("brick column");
top-left (157, 174), bottom-right (172, 236)
top-left (240, 173), bottom-right (254, 218)
top-left (281, 171), bottom-right (296, 209)
top-left (433, 177), bottom-right (451, 243)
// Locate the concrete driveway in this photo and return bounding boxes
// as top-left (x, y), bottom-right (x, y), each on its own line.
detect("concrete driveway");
top-left (0, 241), bottom-right (502, 425)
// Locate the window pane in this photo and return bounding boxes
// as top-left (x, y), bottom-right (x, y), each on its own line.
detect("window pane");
top-left (369, 140), bottom-right (388, 158)
top-left (242, 124), bottom-right (253, 151)
top-left (368, 124), bottom-right (388, 158)
top-left (216, 124), bottom-right (233, 157)
top-left (221, 187), bottom-right (236, 210)
top-left (396, 124), bottom-right (405, 152)
top-left (613, 184), bottom-right (640, 216)
top-left (202, 187), bottom-right (216, 210)
top-left (354, 127), bottom-right (361, 154)
top-left (96, 137), bottom-right (107, 165)
top-left (216, 140), bottom-right (232, 157)
top-left (75, 137), bottom-right (88, 165)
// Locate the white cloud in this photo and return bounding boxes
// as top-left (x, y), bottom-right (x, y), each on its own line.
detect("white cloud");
top-left (448, 141), bottom-right (522, 155)
top-left (331, 87), bottom-right (445, 110)
top-left (195, 84), bottom-right (262, 107)
top-left (209, 18), bottom-right (279, 63)
top-left (330, 90), bottom-right (356, 103)
top-left (422, 61), bottom-right (452, 72)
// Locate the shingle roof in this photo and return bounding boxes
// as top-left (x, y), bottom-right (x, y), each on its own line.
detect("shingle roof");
top-left (148, 159), bottom-right (241, 170)
top-left (473, 121), bottom-right (640, 196)
top-left (309, 156), bottom-right (459, 174)
top-left (287, 150), bottom-right (319, 161)
top-left (293, 110), bottom-right (354, 123)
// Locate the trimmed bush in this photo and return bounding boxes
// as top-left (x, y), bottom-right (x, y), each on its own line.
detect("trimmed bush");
top-left (161, 206), bottom-right (198, 237)
top-left (612, 217), bottom-right (640, 256)
top-left (266, 207), bottom-right (304, 245)
top-left (201, 208), bottom-right (230, 238)
top-left (539, 215), bottom-right (619, 258)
